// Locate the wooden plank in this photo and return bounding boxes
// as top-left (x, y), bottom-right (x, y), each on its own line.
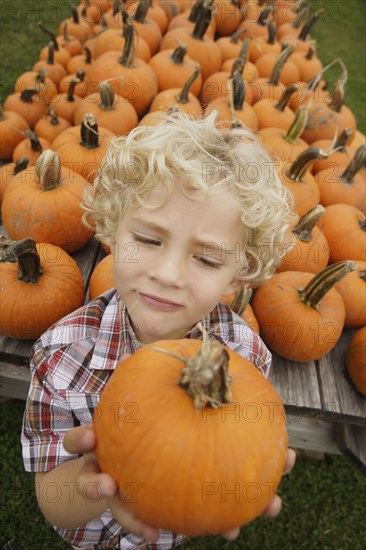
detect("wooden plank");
top-left (286, 414), bottom-right (341, 455)
top-left (317, 329), bottom-right (366, 426)
top-left (335, 423), bottom-right (366, 472)
top-left (269, 353), bottom-right (322, 412)
top-left (0, 363), bottom-right (30, 400)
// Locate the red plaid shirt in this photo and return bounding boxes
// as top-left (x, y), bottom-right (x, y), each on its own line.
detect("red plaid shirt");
top-left (21, 289), bottom-right (271, 549)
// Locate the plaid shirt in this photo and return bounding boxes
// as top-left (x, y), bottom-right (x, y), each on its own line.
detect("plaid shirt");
top-left (21, 289), bottom-right (271, 549)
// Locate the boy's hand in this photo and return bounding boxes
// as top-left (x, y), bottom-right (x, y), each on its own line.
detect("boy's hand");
top-left (221, 448), bottom-right (297, 540)
top-left (63, 425), bottom-right (159, 543)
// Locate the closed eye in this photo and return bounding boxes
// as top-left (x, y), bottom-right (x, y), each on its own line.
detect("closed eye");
top-left (195, 256), bottom-right (221, 269)
top-left (133, 234), bottom-right (161, 246)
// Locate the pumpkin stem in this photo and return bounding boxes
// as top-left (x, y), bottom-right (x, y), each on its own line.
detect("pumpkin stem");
top-left (359, 269), bottom-right (366, 282)
top-left (232, 71), bottom-right (245, 111)
top-left (229, 27), bottom-right (248, 44)
top-left (291, 2), bottom-right (309, 29)
top-left (25, 130), bottom-right (42, 152)
top-left (35, 68), bottom-right (48, 84)
top-left (333, 127), bottom-right (353, 150)
top-left (36, 149), bottom-right (62, 190)
top-left (188, 0), bottom-right (203, 23)
top-left (299, 260), bottom-right (356, 308)
top-left (76, 68), bottom-right (86, 82)
top-left (98, 81), bottom-right (115, 110)
top-left (20, 89), bottom-right (39, 103)
top-left (71, 5), bottom-right (80, 24)
top-left (266, 21), bottom-right (276, 45)
top-left (287, 146), bottom-right (331, 182)
top-left (298, 9), bottom-right (324, 41)
top-left (37, 21), bottom-right (59, 50)
top-left (46, 41), bottom-right (56, 65)
top-left (231, 38), bottom-right (250, 77)
top-left (134, 0), bottom-right (150, 23)
top-left (275, 84), bottom-right (299, 112)
top-left (13, 156), bottom-right (30, 175)
top-left (178, 341), bottom-right (233, 408)
top-left (80, 113), bottom-right (100, 149)
top-left (284, 106), bottom-right (308, 144)
top-left (268, 44), bottom-right (295, 86)
top-left (230, 287), bottom-right (252, 317)
top-left (0, 237), bottom-right (43, 284)
top-left (47, 107), bottom-right (60, 126)
top-left (306, 71), bottom-right (322, 92)
top-left (192, 0), bottom-right (214, 41)
top-left (66, 78), bottom-right (79, 102)
top-left (292, 205), bottom-right (325, 242)
top-left (340, 144), bottom-right (366, 185)
top-left (305, 41), bottom-right (317, 60)
top-left (119, 16), bottom-right (135, 68)
top-left (257, 5), bottom-right (271, 26)
top-left (170, 43), bottom-right (187, 65)
top-left (83, 46), bottom-right (93, 64)
top-left (175, 64), bottom-right (201, 103)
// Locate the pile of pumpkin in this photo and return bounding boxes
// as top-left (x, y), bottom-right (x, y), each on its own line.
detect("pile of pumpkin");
top-left (0, 0), bottom-right (365, 395)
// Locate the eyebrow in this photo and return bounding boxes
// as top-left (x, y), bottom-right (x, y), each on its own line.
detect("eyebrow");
top-left (130, 218), bottom-right (225, 254)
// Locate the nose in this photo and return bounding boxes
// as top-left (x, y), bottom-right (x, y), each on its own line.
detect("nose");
top-left (148, 247), bottom-right (185, 288)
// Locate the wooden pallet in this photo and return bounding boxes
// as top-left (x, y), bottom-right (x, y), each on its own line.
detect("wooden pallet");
top-left (1, 232), bottom-right (365, 471)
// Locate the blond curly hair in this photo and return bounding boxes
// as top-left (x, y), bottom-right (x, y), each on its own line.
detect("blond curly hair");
top-left (83, 111), bottom-right (294, 286)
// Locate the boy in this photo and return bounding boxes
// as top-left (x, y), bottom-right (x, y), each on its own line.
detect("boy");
top-left (22, 111), bottom-right (296, 549)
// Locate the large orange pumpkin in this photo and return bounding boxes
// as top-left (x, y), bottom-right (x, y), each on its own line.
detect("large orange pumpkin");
top-left (252, 261), bottom-right (355, 362)
top-left (2, 150), bottom-right (93, 252)
top-left (346, 326), bottom-right (366, 397)
top-left (0, 237), bottom-right (85, 339)
top-left (94, 338), bottom-right (287, 535)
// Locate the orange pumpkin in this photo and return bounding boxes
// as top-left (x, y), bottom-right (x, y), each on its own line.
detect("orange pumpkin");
top-left (84, 19), bottom-right (158, 117)
top-left (149, 65), bottom-right (202, 118)
top-left (3, 89), bottom-right (48, 129)
top-left (12, 131), bottom-right (51, 166)
top-left (219, 287), bottom-right (260, 334)
top-left (315, 145), bottom-right (366, 212)
top-left (51, 113), bottom-right (115, 183)
top-left (0, 157), bottom-right (29, 204)
top-left (74, 81), bottom-right (138, 135)
top-left (346, 326), bottom-right (366, 396)
top-left (89, 254), bottom-right (115, 300)
top-left (317, 204), bottom-right (366, 263)
top-left (0, 237), bottom-right (85, 340)
top-left (94, 338), bottom-right (287, 534)
top-left (2, 150), bottom-right (93, 253)
top-left (334, 261), bottom-right (366, 328)
top-left (0, 109), bottom-right (30, 160)
top-left (160, 2), bottom-right (222, 81)
top-left (34, 108), bottom-right (71, 143)
top-left (258, 106), bottom-right (309, 163)
top-left (148, 44), bottom-right (202, 96)
top-left (92, 27), bottom-right (151, 61)
top-left (277, 205), bottom-right (329, 274)
top-left (252, 261), bottom-right (355, 362)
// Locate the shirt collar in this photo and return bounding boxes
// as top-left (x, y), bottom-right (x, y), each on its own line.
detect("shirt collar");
top-left (89, 291), bottom-right (141, 371)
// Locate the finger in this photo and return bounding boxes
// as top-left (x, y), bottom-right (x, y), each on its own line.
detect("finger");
top-left (283, 448), bottom-right (296, 476)
top-left (77, 452), bottom-right (117, 498)
top-left (63, 424), bottom-right (96, 454)
top-left (262, 494), bottom-right (282, 518)
top-left (107, 497), bottom-right (159, 542)
top-left (221, 527), bottom-right (240, 540)
top-left (119, 354), bottom-right (131, 362)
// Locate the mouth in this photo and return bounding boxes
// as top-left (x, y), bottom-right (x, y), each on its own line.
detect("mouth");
top-left (139, 292), bottom-right (184, 311)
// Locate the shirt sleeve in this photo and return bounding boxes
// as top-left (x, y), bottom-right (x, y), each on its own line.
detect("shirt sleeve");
top-left (21, 345), bottom-right (79, 472)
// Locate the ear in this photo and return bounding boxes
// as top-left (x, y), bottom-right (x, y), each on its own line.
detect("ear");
top-left (221, 278), bottom-right (245, 297)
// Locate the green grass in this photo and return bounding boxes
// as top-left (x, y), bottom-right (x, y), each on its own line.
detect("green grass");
top-left (1, 1), bottom-right (366, 549)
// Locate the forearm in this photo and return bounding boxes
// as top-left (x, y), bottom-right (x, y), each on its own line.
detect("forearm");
top-left (35, 457), bottom-right (109, 529)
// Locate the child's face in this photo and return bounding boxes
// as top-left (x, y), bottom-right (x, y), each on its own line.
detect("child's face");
top-left (112, 186), bottom-right (244, 344)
